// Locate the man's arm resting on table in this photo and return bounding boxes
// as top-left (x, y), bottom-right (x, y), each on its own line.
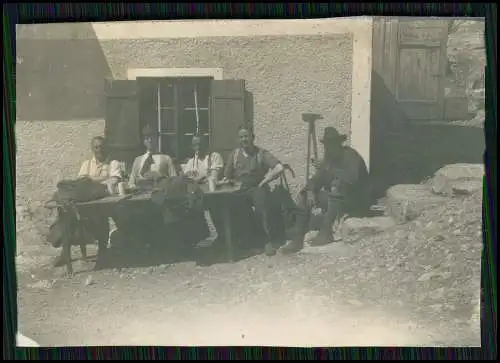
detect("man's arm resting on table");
top-left (259, 163), bottom-right (284, 187)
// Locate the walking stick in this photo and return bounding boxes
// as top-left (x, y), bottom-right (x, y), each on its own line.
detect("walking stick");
top-left (302, 113), bottom-right (323, 184)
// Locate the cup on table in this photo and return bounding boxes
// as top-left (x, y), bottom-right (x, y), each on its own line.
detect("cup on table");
top-left (208, 177), bottom-right (216, 192)
top-left (117, 182), bottom-right (127, 196)
top-left (106, 181), bottom-right (116, 195)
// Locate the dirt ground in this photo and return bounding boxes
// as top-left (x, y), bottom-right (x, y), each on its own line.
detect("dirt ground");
top-left (16, 189), bottom-right (481, 347)
top-left (15, 20), bottom-right (484, 348)
top-left (15, 246), bottom-right (473, 347)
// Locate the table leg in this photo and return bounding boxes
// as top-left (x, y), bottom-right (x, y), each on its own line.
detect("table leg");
top-left (222, 207), bottom-right (233, 262)
top-left (60, 209), bottom-right (73, 276)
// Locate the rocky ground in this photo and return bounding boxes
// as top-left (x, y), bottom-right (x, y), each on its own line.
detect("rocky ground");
top-left (16, 163), bottom-right (482, 347)
top-left (446, 20), bottom-right (486, 126)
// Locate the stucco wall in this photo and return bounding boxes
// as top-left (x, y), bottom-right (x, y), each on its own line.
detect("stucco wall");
top-left (15, 19), bottom-right (373, 205)
top-left (15, 120), bottom-right (105, 207)
top-left (100, 35), bottom-right (353, 190)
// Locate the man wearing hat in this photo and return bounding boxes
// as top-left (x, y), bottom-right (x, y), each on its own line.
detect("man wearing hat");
top-left (280, 126), bottom-right (369, 254)
top-left (128, 124), bottom-right (178, 189)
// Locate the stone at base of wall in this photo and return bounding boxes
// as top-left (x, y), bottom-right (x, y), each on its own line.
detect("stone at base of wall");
top-left (385, 184), bottom-right (448, 224)
top-left (341, 216), bottom-right (396, 243)
top-left (432, 163), bottom-right (484, 196)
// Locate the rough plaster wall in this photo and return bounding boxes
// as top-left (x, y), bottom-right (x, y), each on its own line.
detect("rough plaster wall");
top-left (101, 35), bottom-right (353, 191)
top-left (15, 120), bottom-right (105, 207)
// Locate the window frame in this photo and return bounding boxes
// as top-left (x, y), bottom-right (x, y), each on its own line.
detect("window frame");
top-left (138, 76), bottom-right (213, 163)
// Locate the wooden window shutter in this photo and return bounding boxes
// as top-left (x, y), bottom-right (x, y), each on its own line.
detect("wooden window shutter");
top-left (244, 90), bottom-right (254, 133)
top-left (210, 79), bottom-right (248, 162)
top-left (104, 80), bottom-right (141, 149)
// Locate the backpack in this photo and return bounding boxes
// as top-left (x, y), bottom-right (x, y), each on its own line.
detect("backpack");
top-left (50, 178), bottom-right (109, 205)
top-left (46, 205), bottom-right (94, 249)
top-left (151, 176), bottom-right (205, 223)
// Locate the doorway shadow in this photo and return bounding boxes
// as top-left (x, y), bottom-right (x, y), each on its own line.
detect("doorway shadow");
top-left (369, 71), bottom-right (485, 200)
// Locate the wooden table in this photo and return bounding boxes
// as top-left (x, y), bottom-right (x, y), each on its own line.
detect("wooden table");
top-left (45, 184), bottom-right (241, 263)
top-left (198, 184), bottom-right (241, 261)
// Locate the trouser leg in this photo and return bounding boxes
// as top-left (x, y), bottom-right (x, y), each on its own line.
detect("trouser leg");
top-left (251, 186), bottom-right (273, 244)
top-left (310, 191), bottom-right (343, 246)
top-left (208, 205), bottom-right (225, 243)
top-left (279, 191), bottom-right (310, 254)
top-left (181, 210), bottom-right (210, 247)
top-left (88, 216), bottom-right (110, 269)
top-left (229, 192), bottom-right (257, 247)
top-left (252, 186), bottom-right (282, 256)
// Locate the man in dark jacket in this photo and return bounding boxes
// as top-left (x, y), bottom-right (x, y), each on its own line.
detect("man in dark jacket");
top-left (280, 127), bottom-right (369, 254)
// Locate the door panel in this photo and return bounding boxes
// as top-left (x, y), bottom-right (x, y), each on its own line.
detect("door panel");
top-left (395, 19), bottom-right (448, 120)
top-left (397, 47), bottom-right (441, 102)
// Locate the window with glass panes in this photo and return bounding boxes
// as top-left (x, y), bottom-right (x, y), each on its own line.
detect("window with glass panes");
top-left (105, 77), bottom-right (249, 171)
top-left (137, 77), bottom-right (212, 162)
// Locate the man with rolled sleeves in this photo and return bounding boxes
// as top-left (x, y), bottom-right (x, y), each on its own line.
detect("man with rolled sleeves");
top-left (222, 125), bottom-right (285, 256)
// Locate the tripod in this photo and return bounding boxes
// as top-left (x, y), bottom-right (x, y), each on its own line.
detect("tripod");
top-left (302, 113), bottom-right (323, 183)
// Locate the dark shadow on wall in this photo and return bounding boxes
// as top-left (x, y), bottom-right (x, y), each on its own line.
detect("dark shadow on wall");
top-left (16, 23), bottom-right (112, 121)
top-left (370, 71), bottom-right (484, 199)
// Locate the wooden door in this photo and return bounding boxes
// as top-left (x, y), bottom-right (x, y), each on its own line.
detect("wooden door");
top-left (395, 19), bottom-right (449, 120)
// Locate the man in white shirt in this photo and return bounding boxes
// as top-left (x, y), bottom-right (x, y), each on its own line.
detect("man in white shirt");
top-left (78, 136), bottom-right (124, 185)
top-left (182, 135), bottom-right (224, 183)
top-left (55, 136), bottom-right (123, 269)
top-left (128, 124), bottom-right (177, 190)
top-left (182, 135), bottom-right (225, 246)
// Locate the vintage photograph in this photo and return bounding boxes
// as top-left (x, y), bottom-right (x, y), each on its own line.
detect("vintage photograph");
top-left (15, 17), bottom-right (484, 347)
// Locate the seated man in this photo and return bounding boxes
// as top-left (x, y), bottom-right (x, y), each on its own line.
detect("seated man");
top-left (128, 124), bottom-right (177, 190)
top-left (182, 135), bottom-right (224, 183)
top-left (222, 125), bottom-right (285, 256)
top-left (182, 135), bottom-right (225, 244)
top-left (280, 126), bottom-right (369, 254)
top-left (123, 125), bottom-right (207, 258)
top-left (54, 136), bottom-right (123, 268)
top-left (78, 136), bottom-right (124, 185)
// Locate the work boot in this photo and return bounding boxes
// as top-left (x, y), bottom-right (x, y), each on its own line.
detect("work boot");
top-left (309, 199), bottom-right (339, 246)
top-left (278, 238), bottom-right (304, 255)
top-left (309, 232), bottom-right (333, 246)
top-left (264, 243), bottom-right (278, 256)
